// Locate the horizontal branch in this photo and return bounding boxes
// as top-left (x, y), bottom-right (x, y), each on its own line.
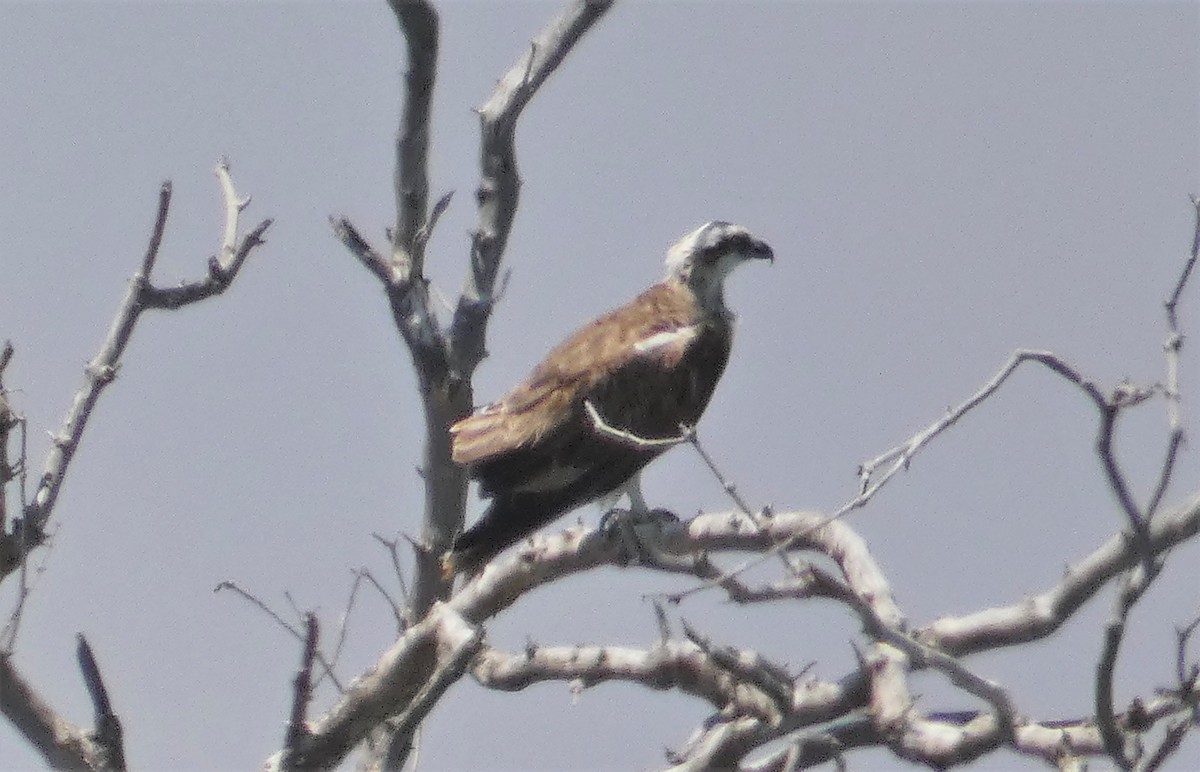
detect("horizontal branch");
top-left (472, 638), bottom-right (791, 725)
top-left (446, 510), bottom-right (901, 627)
top-left (920, 489), bottom-right (1200, 655)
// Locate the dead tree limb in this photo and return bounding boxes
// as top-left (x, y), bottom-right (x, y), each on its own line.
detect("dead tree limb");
top-left (0, 162), bottom-right (270, 581)
top-left (0, 162), bottom-right (268, 767)
top-left (75, 635), bottom-right (125, 772)
top-left (0, 638), bottom-right (130, 771)
top-left (333, 0), bottom-right (614, 628)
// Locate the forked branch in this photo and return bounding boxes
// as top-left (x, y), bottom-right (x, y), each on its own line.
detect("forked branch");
top-left (451, 0), bottom-right (615, 378)
top-left (0, 162), bottom-right (269, 582)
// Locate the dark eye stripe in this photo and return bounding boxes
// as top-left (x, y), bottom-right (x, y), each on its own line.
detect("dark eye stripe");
top-left (705, 232), bottom-right (750, 255)
top-left (724, 233), bottom-right (752, 251)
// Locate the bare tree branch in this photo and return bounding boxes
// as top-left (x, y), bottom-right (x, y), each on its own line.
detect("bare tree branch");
top-left (0, 340), bottom-right (18, 535)
top-left (919, 490), bottom-right (1200, 655)
top-left (140, 162), bottom-right (271, 309)
top-left (450, 0), bottom-right (615, 379)
top-left (76, 634), bottom-right (125, 771)
top-left (433, 497), bottom-right (1200, 768)
top-left (388, 0), bottom-right (438, 272)
top-left (0, 653), bottom-right (95, 769)
top-left (265, 602), bottom-right (482, 771)
top-left (1145, 196), bottom-right (1200, 519)
top-left (334, 0), bottom-right (615, 635)
top-left (473, 637), bottom-right (790, 724)
top-left (1, 163), bottom-right (270, 581)
top-left (364, 608), bottom-right (482, 771)
top-left (683, 331), bottom-right (1177, 607)
top-left (1096, 564), bottom-right (1162, 770)
top-left (214, 581), bottom-right (345, 693)
top-left (244, 454), bottom-right (1197, 770)
top-left (280, 614), bottom-right (319, 770)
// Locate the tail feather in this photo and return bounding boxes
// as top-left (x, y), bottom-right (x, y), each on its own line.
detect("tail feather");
top-left (449, 409), bottom-right (508, 465)
top-left (445, 494), bottom-right (564, 576)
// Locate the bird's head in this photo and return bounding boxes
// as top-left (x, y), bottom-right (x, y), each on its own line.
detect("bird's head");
top-left (663, 221), bottom-right (773, 311)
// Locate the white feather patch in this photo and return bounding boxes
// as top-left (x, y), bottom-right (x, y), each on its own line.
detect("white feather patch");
top-left (632, 325), bottom-right (698, 355)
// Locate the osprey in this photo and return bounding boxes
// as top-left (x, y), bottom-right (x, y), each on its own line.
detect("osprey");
top-left (446, 221), bottom-right (773, 574)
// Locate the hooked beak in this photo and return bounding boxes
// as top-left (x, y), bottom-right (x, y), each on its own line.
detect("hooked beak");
top-left (750, 237), bottom-right (774, 264)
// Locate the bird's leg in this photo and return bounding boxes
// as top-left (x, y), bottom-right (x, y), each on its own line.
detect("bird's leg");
top-left (626, 473), bottom-right (650, 516)
top-left (599, 474), bottom-right (679, 566)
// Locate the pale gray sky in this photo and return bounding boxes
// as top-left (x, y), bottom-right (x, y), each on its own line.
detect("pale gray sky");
top-left (2, 2), bottom-right (1198, 769)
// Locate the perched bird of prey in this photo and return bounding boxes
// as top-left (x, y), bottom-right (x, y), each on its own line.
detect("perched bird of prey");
top-left (445, 221), bottom-right (773, 574)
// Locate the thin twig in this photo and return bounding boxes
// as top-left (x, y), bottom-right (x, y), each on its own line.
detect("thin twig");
top-left (327, 572), bottom-right (364, 677)
top-left (1173, 612), bottom-right (1200, 690)
top-left (356, 567), bottom-right (406, 634)
top-left (214, 581), bottom-right (345, 693)
top-left (685, 428), bottom-right (756, 515)
top-left (1094, 390), bottom-right (1154, 565)
top-left (682, 430), bottom-right (811, 581)
top-left (371, 531), bottom-right (412, 610)
top-left (1142, 715), bottom-right (1192, 772)
top-left (671, 349), bottom-right (1157, 601)
top-left (415, 190), bottom-right (454, 257)
top-left (1145, 197), bottom-right (1200, 520)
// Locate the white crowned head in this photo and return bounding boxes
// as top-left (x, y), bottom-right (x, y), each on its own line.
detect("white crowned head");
top-left (663, 221), bottom-right (773, 310)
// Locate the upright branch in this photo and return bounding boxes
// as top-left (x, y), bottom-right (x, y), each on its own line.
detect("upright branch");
top-left (0, 633), bottom-right (127, 770)
top-left (1091, 197), bottom-right (1200, 769)
top-left (334, 0), bottom-right (614, 624)
top-left (1145, 195), bottom-right (1200, 519)
top-left (0, 162), bottom-right (270, 581)
top-left (280, 614), bottom-right (319, 770)
top-left (450, 0), bottom-right (615, 378)
top-left (332, 0), bottom-right (461, 627)
top-left (0, 340), bottom-right (18, 534)
top-left (389, 0), bottom-right (438, 273)
top-left (76, 634), bottom-right (125, 771)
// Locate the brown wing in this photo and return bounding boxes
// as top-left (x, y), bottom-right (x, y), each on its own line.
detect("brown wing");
top-left (450, 278), bottom-right (732, 500)
top-left (452, 279), bottom-right (706, 464)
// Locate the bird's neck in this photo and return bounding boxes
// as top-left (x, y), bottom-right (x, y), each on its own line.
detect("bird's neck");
top-left (673, 272), bottom-right (729, 319)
